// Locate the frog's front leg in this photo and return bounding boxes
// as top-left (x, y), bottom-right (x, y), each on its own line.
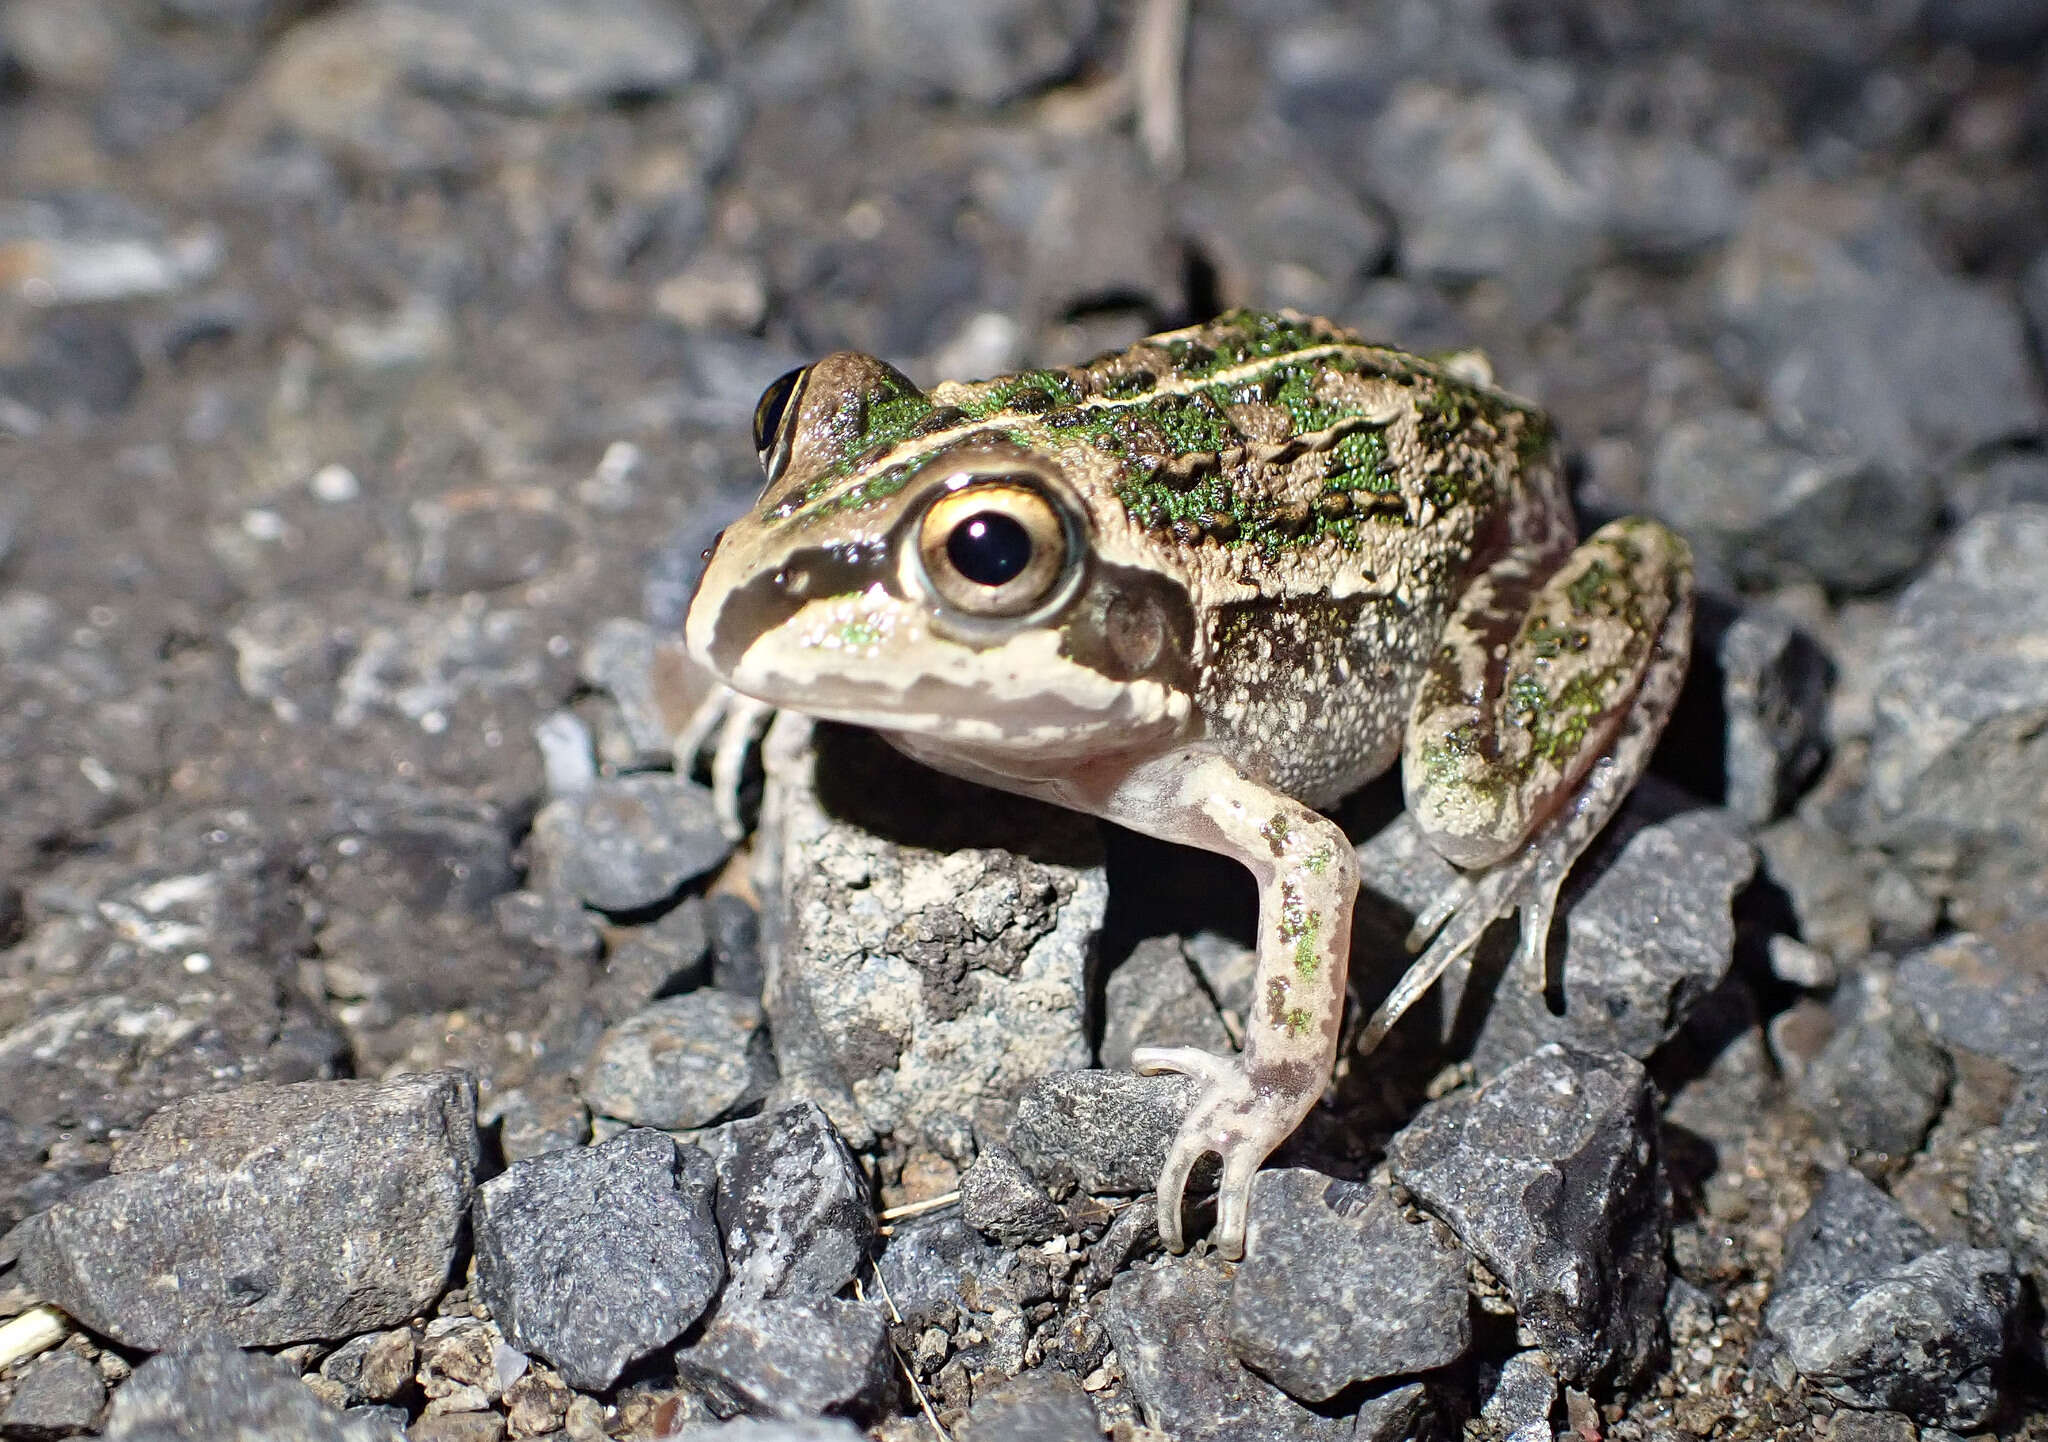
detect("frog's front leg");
top-left (1097, 751), bottom-right (1358, 1259)
top-left (1362, 516), bottom-right (1693, 1049)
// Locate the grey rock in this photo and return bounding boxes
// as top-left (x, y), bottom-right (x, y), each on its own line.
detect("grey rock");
top-left (959, 1147), bottom-right (1064, 1246)
top-left (1356, 796), bottom-right (1751, 1076)
top-left (17, 1072), bottom-right (476, 1349)
top-left (1020, 145), bottom-right (1181, 326)
top-left (711, 1101), bottom-right (875, 1304)
top-left (1180, 138), bottom-right (1389, 317)
top-left (1764, 1170), bottom-right (2017, 1428)
top-left (679, 1297), bottom-right (892, 1421)
top-left (1895, 932), bottom-right (2048, 1074)
top-left (957, 1368), bottom-right (1099, 1442)
top-left (1100, 935), bottom-right (1233, 1073)
top-left (1968, 1072), bottom-right (2048, 1294)
top-left (0, 310), bottom-right (145, 421)
top-left (759, 722), bottom-right (1102, 1151)
top-left (874, 1214), bottom-right (1017, 1332)
top-left (1586, 132), bottom-right (1744, 265)
top-left (1860, 508), bottom-right (2048, 928)
top-left (317, 1329), bottom-right (416, 1407)
top-left (1387, 1045), bottom-right (1666, 1386)
top-left (1349, 1381), bottom-right (1439, 1442)
top-left (1754, 815), bottom-right (1873, 965)
top-left (579, 617), bottom-right (690, 765)
top-left (1225, 1169), bottom-right (1470, 1402)
top-left (1364, 84), bottom-right (1602, 322)
top-left (488, 1087), bottom-right (590, 1162)
top-left (595, 897), bottom-right (712, 1019)
top-left (1948, 449), bottom-right (2048, 520)
top-left (849, 0), bottom-right (1100, 105)
top-left (1, 1350), bottom-right (106, 1439)
top-left (377, 0), bottom-right (704, 111)
top-left (707, 893), bottom-right (765, 1000)
top-left (1647, 410), bottom-right (1936, 594)
top-left (1717, 179), bottom-right (2046, 479)
top-left (471, 1128), bottom-right (724, 1391)
top-left (1007, 1070), bottom-right (1197, 1195)
top-left (101, 1340), bottom-right (404, 1442)
top-left (493, 888), bottom-right (601, 961)
top-left (1104, 1253), bottom-right (1350, 1441)
top-left (581, 991), bottom-right (775, 1129)
top-left (532, 772), bottom-right (732, 914)
top-left (1477, 1351), bottom-right (1556, 1431)
top-left (1795, 971), bottom-right (1950, 1161)
top-left (1716, 607), bottom-right (1834, 827)
top-left (2026, 249), bottom-right (2048, 373)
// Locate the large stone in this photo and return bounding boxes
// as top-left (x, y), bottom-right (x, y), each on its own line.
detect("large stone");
top-left (101, 1339), bottom-right (404, 1442)
top-left (1968, 1072), bottom-right (2048, 1296)
top-left (1764, 1170), bottom-right (2017, 1428)
top-left (579, 991), bottom-right (775, 1129)
top-left (1387, 1045), bottom-right (1666, 1386)
top-left (531, 772), bottom-right (732, 914)
top-left (471, 1128), bottom-right (724, 1392)
top-left (0, 1350), bottom-right (106, 1439)
top-left (1225, 1169), bottom-right (1470, 1402)
top-left (1647, 410), bottom-right (1936, 594)
top-left (374, 0), bottom-right (705, 112)
top-left (1105, 1254), bottom-right (1351, 1442)
top-left (1859, 508), bottom-right (2048, 930)
top-left (1895, 931), bottom-right (2048, 1075)
top-left (17, 1073), bottom-right (476, 1349)
top-left (678, 1297), bottom-right (893, 1421)
top-left (709, 1102), bottom-right (875, 1304)
top-left (757, 721), bottom-right (1103, 1150)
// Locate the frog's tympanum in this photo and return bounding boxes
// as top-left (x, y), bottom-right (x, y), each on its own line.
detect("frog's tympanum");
top-left (684, 309), bottom-right (1692, 1258)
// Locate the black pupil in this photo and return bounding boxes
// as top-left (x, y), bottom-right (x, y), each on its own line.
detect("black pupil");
top-left (946, 512), bottom-right (1033, 587)
top-left (752, 367), bottom-right (805, 456)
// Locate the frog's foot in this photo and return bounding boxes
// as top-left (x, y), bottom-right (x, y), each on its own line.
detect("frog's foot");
top-left (1360, 837), bottom-right (1570, 1054)
top-left (673, 686), bottom-right (776, 841)
top-left (1130, 1045), bottom-right (1305, 1260)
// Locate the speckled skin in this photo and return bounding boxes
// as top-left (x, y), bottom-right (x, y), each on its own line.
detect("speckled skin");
top-left (684, 309), bottom-right (1693, 1258)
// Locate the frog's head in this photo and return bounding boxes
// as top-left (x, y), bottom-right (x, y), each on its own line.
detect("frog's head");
top-left (684, 353), bottom-right (1197, 759)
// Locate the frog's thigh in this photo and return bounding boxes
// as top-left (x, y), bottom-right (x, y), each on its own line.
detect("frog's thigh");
top-left (1403, 517), bottom-right (1690, 868)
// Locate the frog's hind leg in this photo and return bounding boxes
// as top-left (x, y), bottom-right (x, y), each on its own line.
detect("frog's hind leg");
top-left (1360, 517), bottom-right (1693, 1052)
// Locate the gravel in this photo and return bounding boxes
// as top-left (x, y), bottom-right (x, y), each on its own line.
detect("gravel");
top-left (4, 0), bottom-right (2048, 1435)
top-left (100, 1339), bottom-right (405, 1442)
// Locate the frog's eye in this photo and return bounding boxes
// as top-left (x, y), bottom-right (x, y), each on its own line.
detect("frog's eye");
top-left (752, 366), bottom-right (809, 483)
top-left (917, 481), bottom-right (1074, 618)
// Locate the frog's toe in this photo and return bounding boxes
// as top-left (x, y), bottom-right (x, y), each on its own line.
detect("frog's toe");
top-left (1151, 1133), bottom-right (1200, 1253)
top-left (1214, 1146), bottom-right (1263, 1260)
top-left (1131, 1043), bottom-right (1236, 1089)
top-left (674, 686), bottom-right (775, 841)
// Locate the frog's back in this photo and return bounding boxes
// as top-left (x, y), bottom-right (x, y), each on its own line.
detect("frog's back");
top-left (933, 310), bottom-right (1569, 804)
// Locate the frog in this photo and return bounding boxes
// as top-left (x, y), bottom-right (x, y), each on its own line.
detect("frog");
top-left (681, 308), bottom-right (1692, 1260)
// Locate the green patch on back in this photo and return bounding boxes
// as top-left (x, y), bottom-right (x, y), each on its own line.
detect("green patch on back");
top-left (958, 368), bottom-right (1082, 419)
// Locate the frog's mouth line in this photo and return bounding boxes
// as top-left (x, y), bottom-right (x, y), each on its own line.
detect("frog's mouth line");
top-left (724, 618), bottom-right (1190, 751)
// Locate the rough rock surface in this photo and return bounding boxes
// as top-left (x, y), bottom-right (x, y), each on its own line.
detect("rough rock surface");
top-left (100, 1340), bottom-right (404, 1442)
top-left (758, 722), bottom-right (1104, 1149)
top-left (1225, 1169), bottom-right (1470, 1402)
top-left (1388, 1045), bottom-right (1667, 1387)
top-left (17, 1072), bottom-right (477, 1349)
top-left (708, 1101), bottom-right (875, 1305)
top-left (471, 1128), bottom-right (724, 1391)
top-left (1104, 1253), bottom-right (1351, 1442)
top-left (1764, 1170), bottom-right (2017, 1428)
top-left (677, 1298), bottom-right (893, 1422)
